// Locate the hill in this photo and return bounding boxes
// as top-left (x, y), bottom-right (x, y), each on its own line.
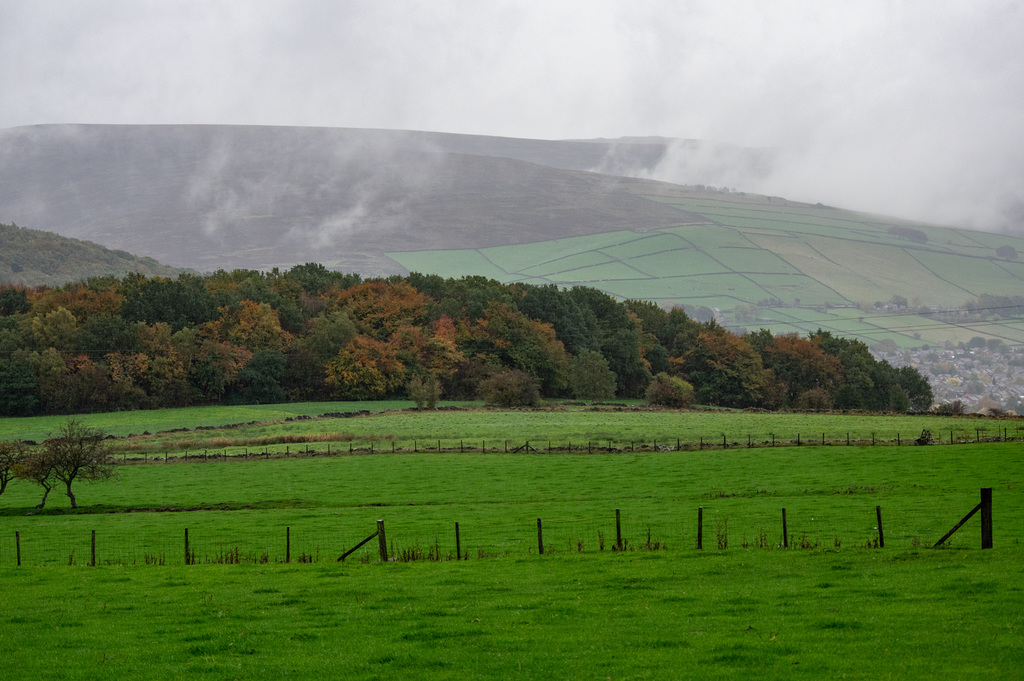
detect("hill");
top-left (0, 221), bottom-right (185, 287)
top-left (0, 124), bottom-right (756, 274)
top-left (2, 123), bottom-right (1024, 348)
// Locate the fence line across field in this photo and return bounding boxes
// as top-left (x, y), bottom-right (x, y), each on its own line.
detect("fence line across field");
top-left (114, 425), bottom-right (1024, 463)
top-left (0, 489), bottom-right (1001, 567)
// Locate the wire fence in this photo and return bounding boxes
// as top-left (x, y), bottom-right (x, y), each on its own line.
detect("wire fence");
top-left (0, 490), bottom-right (1010, 567)
top-left (108, 424), bottom-right (1024, 463)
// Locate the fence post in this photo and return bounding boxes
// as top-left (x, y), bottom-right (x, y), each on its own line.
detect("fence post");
top-left (876, 506), bottom-right (884, 548)
top-left (782, 508), bottom-right (788, 548)
top-left (537, 518), bottom-right (544, 555)
top-left (615, 508), bottom-right (622, 550)
top-left (91, 529), bottom-right (96, 567)
top-left (697, 507), bottom-right (703, 550)
top-left (981, 487), bottom-right (993, 549)
top-left (377, 520), bottom-right (388, 562)
top-left (286, 526), bottom-right (291, 563)
top-left (184, 528), bottom-right (190, 565)
top-left (16, 531), bottom-right (21, 567)
top-left (455, 522), bottom-right (461, 560)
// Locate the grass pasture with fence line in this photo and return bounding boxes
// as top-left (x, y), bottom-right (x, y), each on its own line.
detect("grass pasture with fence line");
top-left (1, 405), bottom-right (1022, 679)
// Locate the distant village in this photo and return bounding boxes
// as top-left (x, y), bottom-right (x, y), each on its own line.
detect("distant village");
top-left (877, 342), bottom-right (1024, 414)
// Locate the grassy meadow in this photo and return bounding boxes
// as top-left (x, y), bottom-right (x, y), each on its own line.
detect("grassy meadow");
top-left (1, 405), bottom-right (1022, 679)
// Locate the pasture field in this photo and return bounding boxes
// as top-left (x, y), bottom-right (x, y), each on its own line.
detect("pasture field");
top-left (1, 550), bottom-right (1021, 680)
top-left (1, 403), bottom-right (1017, 454)
top-left (1, 406), bottom-right (1022, 679)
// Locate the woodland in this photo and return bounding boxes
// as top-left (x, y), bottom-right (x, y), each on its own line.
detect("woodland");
top-left (0, 263), bottom-right (932, 417)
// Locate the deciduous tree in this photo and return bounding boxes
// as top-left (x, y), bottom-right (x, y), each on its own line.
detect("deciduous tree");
top-left (0, 440), bottom-right (29, 496)
top-left (36, 419), bottom-right (116, 508)
top-left (568, 350), bottom-right (618, 401)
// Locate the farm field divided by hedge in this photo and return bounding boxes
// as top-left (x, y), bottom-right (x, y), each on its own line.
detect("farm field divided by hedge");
top-left (1, 406), bottom-right (1022, 679)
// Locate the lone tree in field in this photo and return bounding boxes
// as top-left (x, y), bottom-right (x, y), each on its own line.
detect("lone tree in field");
top-left (568, 350), bottom-right (618, 401)
top-left (0, 440), bottom-right (29, 496)
top-left (31, 420), bottom-right (116, 509)
top-left (16, 445), bottom-right (56, 508)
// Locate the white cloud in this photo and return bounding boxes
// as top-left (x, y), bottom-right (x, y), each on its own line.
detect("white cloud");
top-left (1, 0), bottom-right (1021, 228)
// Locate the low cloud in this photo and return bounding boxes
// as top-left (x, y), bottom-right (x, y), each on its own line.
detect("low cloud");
top-left (1, 1), bottom-right (1021, 231)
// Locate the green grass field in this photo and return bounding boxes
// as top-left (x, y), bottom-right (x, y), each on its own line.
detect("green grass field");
top-left (388, 187), bottom-right (1024, 348)
top-left (1, 406), bottom-right (1022, 679)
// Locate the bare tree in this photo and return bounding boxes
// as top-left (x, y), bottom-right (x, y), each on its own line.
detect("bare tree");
top-left (0, 440), bottom-right (29, 496)
top-left (16, 447), bottom-right (56, 509)
top-left (38, 420), bottom-right (116, 509)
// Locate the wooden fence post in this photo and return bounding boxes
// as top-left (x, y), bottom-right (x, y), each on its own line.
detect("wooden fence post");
top-left (876, 506), bottom-right (884, 548)
top-left (184, 528), bottom-right (190, 565)
top-left (697, 507), bottom-right (703, 550)
top-left (377, 520), bottom-right (388, 562)
top-left (16, 530), bottom-right (21, 567)
top-left (615, 508), bottom-right (623, 550)
top-left (455, 522), bottom-right (461, 560)
top-left (91, 529), bottom-right (96, 567)
top-left (782, 508), bottom-right (788, 548)
top-left (981, 487), bottom-right (993, 549)
top-left (537, 518), bottom-right (544, 555)
top-left (286, 526), bottom-right (291, 563)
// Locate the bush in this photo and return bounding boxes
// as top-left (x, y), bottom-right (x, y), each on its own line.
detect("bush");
top-left (407, 374), bottom-right (441, 410)
top-left (479, 369), bottom-right (541, 408)
top-left (644, 373), bottom-right (694, 408)
top-left (793, 387), bottom-right (833, 411)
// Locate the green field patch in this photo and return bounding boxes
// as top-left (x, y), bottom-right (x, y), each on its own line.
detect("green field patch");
top-left (390, 249), bottom-right (510, 279)
top-left (598, 232), bottom-right (692, 259)
top-left (742, 274), bottom-right (839, 306)
top-left (543, 260), bottom-right (650, 284)
top-left (624, 248), bottom-right (730, 276)
top-left (479, 231), bottom-right (639, 272)
top-left (518, 250), bottom-right (614, 277)
top-left (602, 274), bottom-right (769, 305)
top-left (910, 250), bottom-right (1024, 297)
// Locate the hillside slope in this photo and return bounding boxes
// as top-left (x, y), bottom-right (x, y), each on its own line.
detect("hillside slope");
top-left (0, 124), bottom-right (754, 274)
top-left (0, 221), bottom-right (185, 287)
top-left (2, 123), bottom-right (1023, 349)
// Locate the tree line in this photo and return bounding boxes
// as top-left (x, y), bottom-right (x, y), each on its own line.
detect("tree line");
top-left (0, 264), bottom-right (932, 416)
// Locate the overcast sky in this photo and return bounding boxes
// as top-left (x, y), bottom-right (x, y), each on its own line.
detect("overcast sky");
top-left (2, 0), bottom-right (1022, 228)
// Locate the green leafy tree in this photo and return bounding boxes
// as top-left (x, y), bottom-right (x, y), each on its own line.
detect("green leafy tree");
top-left (227, 350), bottom-right (287, 405)
top-left (0, 286), bottom-right (31, 316)
top-left (0, 356), bottom-right (39, 416)
top-left (568, 350), bottom-right (618, 401)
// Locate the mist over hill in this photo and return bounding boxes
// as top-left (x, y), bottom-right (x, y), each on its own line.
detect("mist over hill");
top-left (0, 124), bottom-right (765, 275)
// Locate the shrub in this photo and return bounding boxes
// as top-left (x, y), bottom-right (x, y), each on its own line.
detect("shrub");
top-left (479, 369), bottom-right (541, 407)
top-left (644, 373), bottom-right (694, 408)
top-left (793, 387), bottom-right (833, 411)
top-left (407, 374), bottom-right (441, 410)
